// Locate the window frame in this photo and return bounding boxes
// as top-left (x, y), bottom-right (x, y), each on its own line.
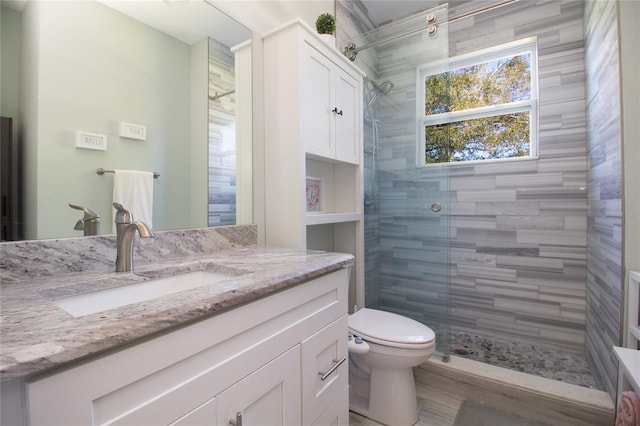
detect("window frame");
top-left (416, 37), bottom-right (539, 167)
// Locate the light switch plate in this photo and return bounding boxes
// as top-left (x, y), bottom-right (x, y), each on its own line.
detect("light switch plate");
top-left (119, 122), bottom-right (146, 140)
top-left (76, 131), bottom-right (107, 151)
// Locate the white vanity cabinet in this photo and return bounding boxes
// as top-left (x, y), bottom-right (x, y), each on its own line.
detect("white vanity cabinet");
top-left (263, 19), bottom-right (365, 311)
top-left (25, 268), bottom-right (349, 426)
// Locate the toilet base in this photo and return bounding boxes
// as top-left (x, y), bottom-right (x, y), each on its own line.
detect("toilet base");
top-left (349, 367), bottom-right (419, 426)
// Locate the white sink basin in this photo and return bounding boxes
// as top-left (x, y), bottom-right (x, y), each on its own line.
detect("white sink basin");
top-left (54, 270), bottom-right (234, 318)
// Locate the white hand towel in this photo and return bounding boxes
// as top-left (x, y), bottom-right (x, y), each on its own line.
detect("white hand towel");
top-left (112, 169), bottom-right (154, 232)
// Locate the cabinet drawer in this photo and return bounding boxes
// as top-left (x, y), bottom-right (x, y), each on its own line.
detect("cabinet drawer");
top-left (169, 397), bottom-right (216, 426)
top-left (301, 314), bottom-right (348, 425)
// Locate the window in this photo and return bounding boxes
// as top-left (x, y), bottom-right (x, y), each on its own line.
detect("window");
top-left (418, 38), bottom-right (538, 165)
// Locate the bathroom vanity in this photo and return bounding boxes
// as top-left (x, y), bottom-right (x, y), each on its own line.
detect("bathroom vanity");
top-left (0, 226), bottom-right (352, 425)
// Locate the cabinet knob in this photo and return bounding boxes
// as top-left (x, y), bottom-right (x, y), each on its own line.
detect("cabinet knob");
top-left (331, 107), bottom-right (343, 116)
top-left (229, 411), bottom-right (243, 426)
top-left (319, 356), bottom-right (347, 381)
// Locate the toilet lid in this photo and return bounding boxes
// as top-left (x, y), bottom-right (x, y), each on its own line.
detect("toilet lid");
top-left (348, 308), bottom-right (436, 349)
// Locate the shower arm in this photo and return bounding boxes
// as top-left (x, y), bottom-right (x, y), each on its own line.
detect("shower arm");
top-left (343, 0), bottom-right (519, 61)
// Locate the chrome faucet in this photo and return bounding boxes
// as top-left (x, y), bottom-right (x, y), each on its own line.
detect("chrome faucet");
top-left (113, 203), bottom-right (153, 272)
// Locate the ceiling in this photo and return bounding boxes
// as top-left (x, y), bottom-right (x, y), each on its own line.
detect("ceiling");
top-left (362, 0), bottom-right (439, 26)
top-left (1, 0), bottom-right (251, 48)
top-left (98, 0), bottom-right (251, 47)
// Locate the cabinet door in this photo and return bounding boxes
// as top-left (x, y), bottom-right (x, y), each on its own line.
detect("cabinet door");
top-left (311, 386), bottom-right (349, 426)
top-left (216, 346), bottom-right (301, 426)
top-left (303, 45), bottom-right (334, 159)
top-left (301, 315), bottom-right (348, 425)
top-left (334, 69), bottom-right (360, 165)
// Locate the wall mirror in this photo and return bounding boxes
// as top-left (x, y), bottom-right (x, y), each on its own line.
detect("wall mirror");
top-left (0, 0), bottom-right (252, 241)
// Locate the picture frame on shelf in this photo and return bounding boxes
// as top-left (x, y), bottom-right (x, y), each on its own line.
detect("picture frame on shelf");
top-left (306, 177), bottom-right (324, 212)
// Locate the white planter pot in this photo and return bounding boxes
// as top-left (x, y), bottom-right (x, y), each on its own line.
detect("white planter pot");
top-left (318, 33), bottom-right (336, 48)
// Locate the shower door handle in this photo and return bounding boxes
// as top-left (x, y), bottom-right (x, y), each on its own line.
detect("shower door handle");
top-left (431, 202), bottom-right (441, 212)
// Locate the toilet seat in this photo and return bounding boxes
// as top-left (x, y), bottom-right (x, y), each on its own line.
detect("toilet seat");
top-left (349, 308), bottom-right (436, 349)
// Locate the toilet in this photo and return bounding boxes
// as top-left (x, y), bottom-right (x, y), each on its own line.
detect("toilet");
top-left (348, 308), bottom-right (436, 426)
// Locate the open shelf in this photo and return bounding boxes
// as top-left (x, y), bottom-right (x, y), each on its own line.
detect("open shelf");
top-left (305, 157), bottom-right (360, 215)
top-left (306, 213), bottom-right (360, 226)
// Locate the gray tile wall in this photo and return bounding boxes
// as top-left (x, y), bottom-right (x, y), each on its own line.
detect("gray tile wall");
top-left (208, 38), bottom-right (236, 226)
top-left (339, 0), bottom-right (592, 356)
top-left (583, 0), bottom-right (623, 400)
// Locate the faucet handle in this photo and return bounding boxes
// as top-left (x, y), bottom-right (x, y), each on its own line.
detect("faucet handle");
top-left (113, 202), bottom-right (133, 224)
top-left (69, 203), bottom-right (100, 221)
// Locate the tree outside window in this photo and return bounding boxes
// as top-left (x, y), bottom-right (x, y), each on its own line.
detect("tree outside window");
top-left (419, 38), bottom-right (538, 165)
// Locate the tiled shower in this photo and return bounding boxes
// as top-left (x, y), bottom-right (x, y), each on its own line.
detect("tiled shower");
top-left (338, 0), bottom-right (624, 400)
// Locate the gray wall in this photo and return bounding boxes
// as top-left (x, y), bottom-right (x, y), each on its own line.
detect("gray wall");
top-left (583, 0), bottom-right (623, 400)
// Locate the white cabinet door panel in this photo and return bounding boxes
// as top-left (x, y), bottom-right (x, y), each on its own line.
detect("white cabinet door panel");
top-left (304, 45), bottom-right (333, 159)
top-left (216, 346), bottom-right (301, 426)
top-left (334, 70), bottom-right (359, 164)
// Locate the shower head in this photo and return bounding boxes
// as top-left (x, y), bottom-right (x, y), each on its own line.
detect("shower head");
top-left (366, 80), bottom-right (394, 108)
top-left (376, 80), bottom-right (394, 95)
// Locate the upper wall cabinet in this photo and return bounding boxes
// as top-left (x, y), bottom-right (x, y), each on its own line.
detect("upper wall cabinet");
top-left (263, 19), bottom-right (364, 167)
top-left (303, 44), bottom-right (360, 164)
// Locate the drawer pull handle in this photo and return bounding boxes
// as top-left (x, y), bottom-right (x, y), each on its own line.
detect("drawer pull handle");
top-left (319, 356), bottom-right (346, 381)
top-left (229, 411), bottom-right (243, 426)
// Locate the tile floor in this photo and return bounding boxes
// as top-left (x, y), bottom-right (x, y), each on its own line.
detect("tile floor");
top-left (348, 378), bottom-right (604, 426)
top-left (349, 333), bottom-right (609, 425)
top-left (352, 396), bottom-right (555, 426)
top-left (348, 387), bottom-right (488, 426)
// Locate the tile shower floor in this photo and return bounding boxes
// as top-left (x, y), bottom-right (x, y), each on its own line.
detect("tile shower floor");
top-left (450, 332), bottom-right (601, 389)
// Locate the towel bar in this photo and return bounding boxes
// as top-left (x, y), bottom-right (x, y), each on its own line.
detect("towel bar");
top-left (96, 168), bottom-right (160, 179)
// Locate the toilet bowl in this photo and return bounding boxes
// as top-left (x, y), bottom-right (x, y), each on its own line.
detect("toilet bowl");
top-left (348, 308), bottom-right (436, 426)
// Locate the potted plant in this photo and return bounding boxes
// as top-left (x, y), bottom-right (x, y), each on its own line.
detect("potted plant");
top-left (315, 13), bottom-right (336, 46)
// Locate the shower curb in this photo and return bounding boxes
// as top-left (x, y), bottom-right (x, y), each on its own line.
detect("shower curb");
top-left (416, 355), bottom-right (614, 425)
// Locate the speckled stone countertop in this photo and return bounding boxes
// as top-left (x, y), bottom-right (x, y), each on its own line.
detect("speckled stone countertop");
top-left (0, 226), bottom-right (353, 382)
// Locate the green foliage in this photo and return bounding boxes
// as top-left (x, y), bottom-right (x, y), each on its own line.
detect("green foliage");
top-left (316, 13), bottom-right (336, 35)
top-left (424, 54), bottom-right (532, 163)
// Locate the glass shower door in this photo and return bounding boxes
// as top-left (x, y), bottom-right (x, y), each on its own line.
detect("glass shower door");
top-left (351, 4), bottom-right (451, 358)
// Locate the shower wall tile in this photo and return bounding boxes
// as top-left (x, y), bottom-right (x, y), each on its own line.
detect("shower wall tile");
top-left (496, 215), bottom-right (565, 230)
top-left (457, 190), bottom-right (517, 202)
top-left (471, 159), bottom-right (538, 175)
top-left (476, 201), bottom-right (540, 216)
top-left (448, 176), bottom-right (495, 191)
top-left (516, 229), bottom-right (586, 246)
top-left (208, 38), bottom-right (236, 227)
top-left (583, 0), bottom-right (623, 399)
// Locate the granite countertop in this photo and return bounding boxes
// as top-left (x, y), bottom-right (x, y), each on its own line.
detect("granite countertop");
top-left (0, 246), bottom-right (353, 382)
